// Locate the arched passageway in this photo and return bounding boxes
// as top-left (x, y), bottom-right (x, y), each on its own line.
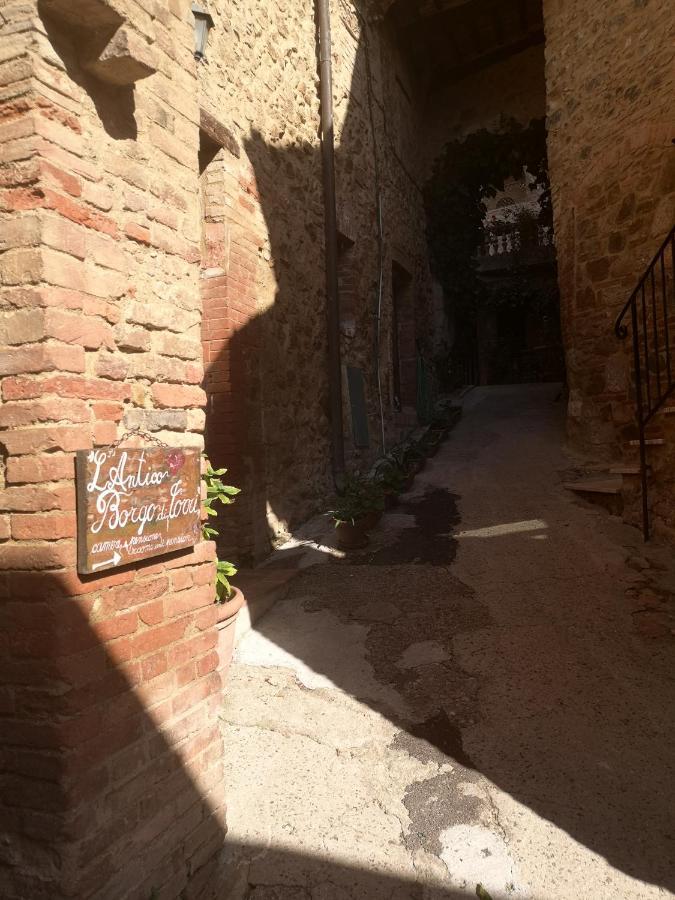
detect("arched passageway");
top-left (386, 0), bottom-right (565, 393)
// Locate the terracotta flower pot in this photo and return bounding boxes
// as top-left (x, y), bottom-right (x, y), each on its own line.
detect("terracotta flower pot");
top-left (214, 586), bottom-right (246, 682)
top-left (335, 519), bottom-right (370, 550)
top-left (384, 490), bottom-right (398, 510)
top-left (361, 509), bottom-right (382, 530)
top-left (430, 420), bottom-right (451, 438)
top-left (401, 470), bottom-right (415, 491)
top-left (410, 456), bottom-right (425, 474)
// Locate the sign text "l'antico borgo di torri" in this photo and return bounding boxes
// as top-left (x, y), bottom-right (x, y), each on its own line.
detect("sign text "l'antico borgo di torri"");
top-left (76, 446), bottom-right (201, 575)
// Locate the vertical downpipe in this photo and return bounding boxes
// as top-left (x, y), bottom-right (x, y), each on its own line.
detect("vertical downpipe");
top-left (316, 0), bottom-right (345, 490)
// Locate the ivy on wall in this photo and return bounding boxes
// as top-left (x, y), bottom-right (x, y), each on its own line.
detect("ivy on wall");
top-left (424, 117), bottom-right (552, 322)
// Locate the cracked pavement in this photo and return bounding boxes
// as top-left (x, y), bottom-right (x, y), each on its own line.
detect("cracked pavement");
top-left (218, 385), bottom-right (675, 900)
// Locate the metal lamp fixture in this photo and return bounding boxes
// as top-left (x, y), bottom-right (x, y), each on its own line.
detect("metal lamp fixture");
top-left (192, 3), bottom-right (214, 60)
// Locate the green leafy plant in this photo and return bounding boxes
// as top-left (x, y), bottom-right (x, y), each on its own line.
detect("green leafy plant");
top-left (387, 440), bottom-right (424, 473)
top-left (201, 464), bottom-right (240, 603)
top-left (215, 559), bottom-right (238, 602)
top-left (359, 476), bottom-right (385, 513)
top-left (424, 117), bottom-right (556, 331)
top-left (422, 427), bottom-right (443, 444)
top-left (389, 444), bottom-right (409, 470)
top-left (372, 456), bottom-right (407, 493)
top-left (404, 440), bottom-right (425, 466)
top-left (202, 465), bottom-right (239, 536)
top-left (327, 475), bottom-right (384, 525)
top-left (476, 885), bottom-right (493, 900)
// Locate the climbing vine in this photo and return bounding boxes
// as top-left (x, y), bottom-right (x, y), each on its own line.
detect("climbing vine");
top-left (424, 117), bottom-right (553, 322)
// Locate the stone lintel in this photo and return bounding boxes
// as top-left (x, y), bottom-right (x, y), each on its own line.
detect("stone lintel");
top-left (200, 108), bottom-right (240, 159)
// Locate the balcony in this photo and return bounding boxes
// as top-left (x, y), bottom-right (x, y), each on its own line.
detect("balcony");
top-left (477, 223), bottom-right (555, 273)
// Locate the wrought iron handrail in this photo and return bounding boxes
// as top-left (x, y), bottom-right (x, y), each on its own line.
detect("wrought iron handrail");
top-left (614, 224), bottom-right (675, 540)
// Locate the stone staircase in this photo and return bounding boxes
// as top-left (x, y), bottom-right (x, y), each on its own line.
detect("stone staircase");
top-left (565, 225), bottom-right (674, 539)
top-left (564, 399), bottom-right (674, 520)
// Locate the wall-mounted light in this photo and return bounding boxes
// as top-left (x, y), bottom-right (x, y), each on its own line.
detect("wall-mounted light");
top-left (192, 3), bottom-right (214, 61)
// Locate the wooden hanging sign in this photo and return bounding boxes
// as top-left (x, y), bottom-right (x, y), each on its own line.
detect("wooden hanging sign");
top-left (76, 446), bottom-right (201, 575)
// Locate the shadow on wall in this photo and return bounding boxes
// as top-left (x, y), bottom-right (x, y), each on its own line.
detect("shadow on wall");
top-left (208, 26), bottom-right (404, 565)
top-left (203, 119), bottom-right (335, 563)
top-left (0, 569), bottom-right (224, 899)
top-left (243, 388), bottom-right (675, 897)
top-left (38, 5), bottom-right (138, 140)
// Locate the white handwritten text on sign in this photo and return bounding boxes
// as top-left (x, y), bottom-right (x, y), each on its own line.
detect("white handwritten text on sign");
top-left (76, 446), bottom-right (201, 575)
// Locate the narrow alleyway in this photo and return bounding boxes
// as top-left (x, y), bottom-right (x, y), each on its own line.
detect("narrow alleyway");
top-left (219, 385), bottom-right (675, 900)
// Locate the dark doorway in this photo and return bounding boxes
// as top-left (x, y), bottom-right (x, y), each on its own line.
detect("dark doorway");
top-left (391, 262), bottom-right (416, 411)
top-left (476, 188), bottom-right (564, 385)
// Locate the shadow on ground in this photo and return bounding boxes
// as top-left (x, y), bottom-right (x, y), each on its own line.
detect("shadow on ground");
top-left (220, 842), bottom-right (478, 900)
top-left (243, 421), bottom-right (675, 896)
top-left (1, 570), bottom-right (479, 900)
top-left (353, 488), bottom-right (462, 566)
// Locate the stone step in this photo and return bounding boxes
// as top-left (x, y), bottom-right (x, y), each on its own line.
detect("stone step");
top-left (563, 476), bottom-right (623, 495)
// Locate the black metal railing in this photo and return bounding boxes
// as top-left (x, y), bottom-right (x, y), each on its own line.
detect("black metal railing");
top-left (615, 224), bottom-right (675, 540)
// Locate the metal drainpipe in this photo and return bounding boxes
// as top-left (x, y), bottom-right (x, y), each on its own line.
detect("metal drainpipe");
top-left (316, 0), bottom-right (345, 491)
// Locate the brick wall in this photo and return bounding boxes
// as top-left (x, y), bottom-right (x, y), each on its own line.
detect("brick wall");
top-left (0, 2), bottom-right (225, 896)
top-left (198, 140), bottom-right (267, 562)
top-left (543, 0), bottom-right (675, 536)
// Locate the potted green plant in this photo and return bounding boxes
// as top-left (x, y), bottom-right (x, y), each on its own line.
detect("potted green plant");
top-left (421, 428), bottom-right (443, 457)
top-left (358, 477), bottom-right (385, 529)
top-left (428, 419), bottom-right (450, 440)
top-left (202, 464), bottom-right (242, 680)
top-left (389, 444), bottom-right (416, 490)
top-left (373, 456), bottom-right (407, 507)
top-left (328, 476), bottom-right (380, 549)
top-left (404, 440), bottom-right (426, 474)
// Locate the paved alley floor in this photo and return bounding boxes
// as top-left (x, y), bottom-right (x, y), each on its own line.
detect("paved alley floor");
top-left (219, 385), bottom-right (675, 900)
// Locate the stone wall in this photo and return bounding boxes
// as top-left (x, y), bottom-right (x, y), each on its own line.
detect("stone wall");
top-left (543, 0), bottom-right (675, 536)
top-left (333, 6), bottom-right (435, 453)
top-left (197, 0), bottom-right (435, 556)
top-left (0, 1), bottom-right (225, 896)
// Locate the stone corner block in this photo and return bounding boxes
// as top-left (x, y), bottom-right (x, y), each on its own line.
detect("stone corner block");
top-left (82, 26), bottom-right (157, 86)
top-left (39, 0), bottom-right (123, 29)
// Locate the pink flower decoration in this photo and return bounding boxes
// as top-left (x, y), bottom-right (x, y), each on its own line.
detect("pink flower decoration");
top-left (166, 450), bottom-right (185, 475)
